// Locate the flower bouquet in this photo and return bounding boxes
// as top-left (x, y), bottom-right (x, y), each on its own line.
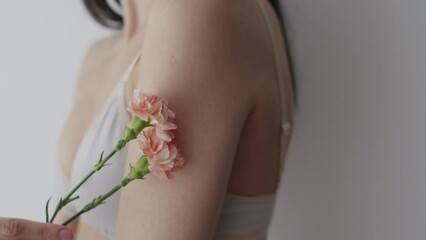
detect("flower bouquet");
top-left (46, 89), bottom-right (185, 225)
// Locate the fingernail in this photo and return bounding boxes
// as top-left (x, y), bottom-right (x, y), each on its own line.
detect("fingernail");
top-left (59, 228), bottom-right (75, 240)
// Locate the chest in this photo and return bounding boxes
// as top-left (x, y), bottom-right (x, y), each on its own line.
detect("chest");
top-left (56, 50), bottom-right (140, 181)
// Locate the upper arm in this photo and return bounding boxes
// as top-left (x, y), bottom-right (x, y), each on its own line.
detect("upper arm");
top-left (115, 1), bottom-right (261, 239)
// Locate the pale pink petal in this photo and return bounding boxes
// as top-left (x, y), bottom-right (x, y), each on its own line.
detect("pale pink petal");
top-left (159, 121), bottom-right (177, 131)
top-left (167, 109), bottom-right (176, 121)
top-left (155, 128), bottom-right (174, 142)
top-left (155, 144), bottom-right (171, 160)
top-left (138, 127), bottom-right (165, 157)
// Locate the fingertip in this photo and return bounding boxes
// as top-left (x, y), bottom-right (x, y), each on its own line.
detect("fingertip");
top-left (59, 228), bottom-right (74, 240)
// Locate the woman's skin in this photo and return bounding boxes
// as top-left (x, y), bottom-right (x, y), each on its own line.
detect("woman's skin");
top-left (0, 218), bottom-right (74, 240)
top-left (55, 0), bottom-right (293, 239)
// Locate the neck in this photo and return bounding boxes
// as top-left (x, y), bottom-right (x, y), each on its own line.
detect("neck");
top-left (121, 0), bottom-right (154, 42)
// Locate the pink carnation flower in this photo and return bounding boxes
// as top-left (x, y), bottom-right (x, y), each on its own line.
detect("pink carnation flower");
top-left (128, 89), bottom-right (177, 128)
top-left (147, 143), bottom-right (185, 179)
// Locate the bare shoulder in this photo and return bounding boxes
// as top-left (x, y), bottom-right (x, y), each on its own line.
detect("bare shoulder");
top-left (134, 0), bottom-right (276, 96)
top-left (147, 0), bottom-right (274, 64)
top-left (74, 33), bottom-right (121, 98)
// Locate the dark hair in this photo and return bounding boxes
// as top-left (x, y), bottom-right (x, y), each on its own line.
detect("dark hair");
top-left (83, 0), bottom-right (296, 99)
top-left (83, 0), bottom-right (123, 29)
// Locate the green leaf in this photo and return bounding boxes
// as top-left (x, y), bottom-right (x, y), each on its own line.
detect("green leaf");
top-left (68, 196), bottom-right (80, 204)
top-left (45, 196), bottom-right (52, 223)
top-left (98, 151), bottom-right (104, 164)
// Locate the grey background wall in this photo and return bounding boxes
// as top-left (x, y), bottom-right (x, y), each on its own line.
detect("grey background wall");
top-left (0, 1), bottom-right (425, 240)
top-left (270, 0), bottom-right (426, 239)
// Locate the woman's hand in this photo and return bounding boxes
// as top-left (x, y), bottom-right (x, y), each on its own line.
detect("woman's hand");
top-left (0, 218), bottom-right (74, 240)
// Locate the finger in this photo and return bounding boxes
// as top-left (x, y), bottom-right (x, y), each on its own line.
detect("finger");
top-left (0, 218), bottom-right (74, 240)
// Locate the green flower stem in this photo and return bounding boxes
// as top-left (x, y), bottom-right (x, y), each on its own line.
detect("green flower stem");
top-left (49, 144), bottom-right (122, 223)
top-left (62, 177), bottom-right (131, 226)
top-left (50, 117), bottom-right (150, 223)
top-left (61, 157), bottom-right (151, 226)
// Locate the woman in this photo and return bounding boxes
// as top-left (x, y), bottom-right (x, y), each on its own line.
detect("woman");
top-left (54, 0), bottom-right (295, 239)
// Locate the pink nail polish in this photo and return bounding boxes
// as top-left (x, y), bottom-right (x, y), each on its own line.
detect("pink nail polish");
top-left (59, 228), bottom-right (75, 240)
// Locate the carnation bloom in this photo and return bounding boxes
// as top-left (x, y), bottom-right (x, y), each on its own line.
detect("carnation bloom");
top-left (146, 143), bottom-right (185, 179)
top-left (128, 89), bottom-right (176, 127)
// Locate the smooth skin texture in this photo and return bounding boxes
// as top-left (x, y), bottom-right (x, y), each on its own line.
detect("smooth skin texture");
top-left (117, 0), bottom-right (287, 239)
top-left (0, 218), bottom-right (74, 240)
top-left (55, 0), bottom-right (292, 239)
